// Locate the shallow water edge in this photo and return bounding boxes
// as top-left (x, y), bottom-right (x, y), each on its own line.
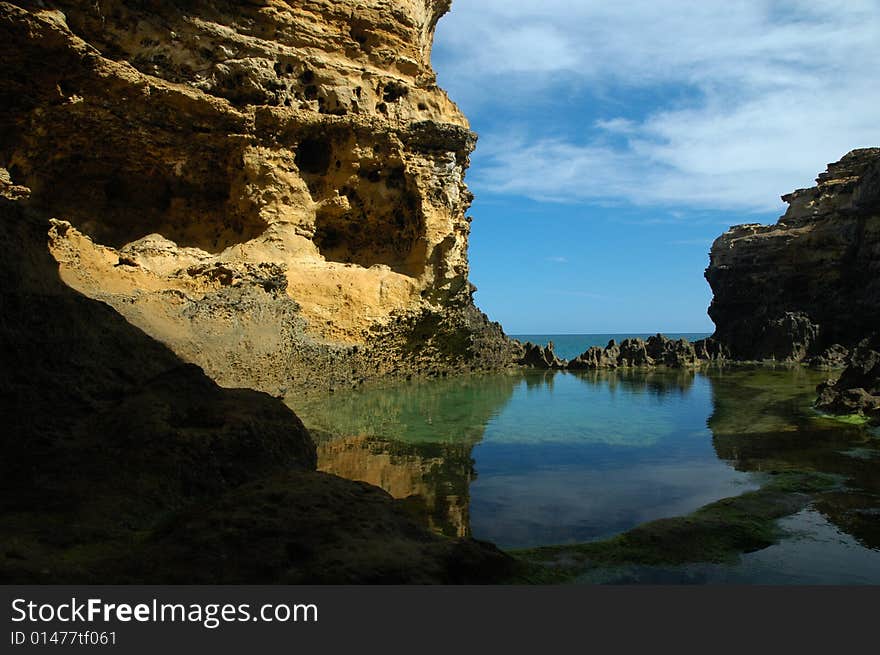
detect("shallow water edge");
top-left (289, 364), bottom-right (880, 583)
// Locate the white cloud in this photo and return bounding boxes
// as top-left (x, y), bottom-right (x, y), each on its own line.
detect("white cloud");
top-left (434, 0), bottom-right (880, 211)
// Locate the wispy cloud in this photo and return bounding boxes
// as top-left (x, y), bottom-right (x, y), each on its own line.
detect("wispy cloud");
top-left (434, 0), bottom-right (880, 212)
top-left (545, 256), bottom-right (569, 264)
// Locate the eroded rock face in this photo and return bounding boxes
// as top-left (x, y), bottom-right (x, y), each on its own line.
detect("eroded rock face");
top-left (517, 336), bottom-right (703, 371)
top-left (0, 192), bottom-right (514, 583)
top-left (0, 1), bottom-right (516, 394)
top-left (518, 341), bottom-right (567, 369)
top-left (705, 148), bottom-right (880, 361)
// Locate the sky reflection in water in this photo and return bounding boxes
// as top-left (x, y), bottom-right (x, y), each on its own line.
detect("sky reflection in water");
top-left (291, 366), bottom-right (880, 581)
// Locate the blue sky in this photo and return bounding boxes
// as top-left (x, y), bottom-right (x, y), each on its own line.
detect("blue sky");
top-left (431, 0), bottom-right (880, 334)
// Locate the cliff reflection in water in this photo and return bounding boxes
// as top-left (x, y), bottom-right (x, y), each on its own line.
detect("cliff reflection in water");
top-left (292, 373), bottom-right (521, 538)
top-left (708, 366), bottom-right (880, 551)
top-left (292, 367), bottom-right (880, 559)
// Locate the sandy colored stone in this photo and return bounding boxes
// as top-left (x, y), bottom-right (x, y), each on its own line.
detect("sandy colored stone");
top-left (0, 0), bottom-right (517, 394)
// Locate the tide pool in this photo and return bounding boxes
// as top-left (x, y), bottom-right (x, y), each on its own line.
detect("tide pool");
top-left (289, 364), bottom-right (880, 582)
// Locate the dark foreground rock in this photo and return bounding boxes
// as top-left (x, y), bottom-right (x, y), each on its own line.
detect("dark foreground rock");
top-left (0, 194), bottom-right (514, 583)
top-left (118, 471), bottom-right (512, 584)
top-left (705, 148), bottom-right (880, 362)
top-left (815, 335), bottom-right (880, 423)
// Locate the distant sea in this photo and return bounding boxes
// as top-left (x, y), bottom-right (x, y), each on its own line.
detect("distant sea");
top-left (511, 333), bottom-right (712, 361)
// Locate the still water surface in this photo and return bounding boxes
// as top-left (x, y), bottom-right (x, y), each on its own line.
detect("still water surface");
top-left (290, 358), bottom-right (880, 583)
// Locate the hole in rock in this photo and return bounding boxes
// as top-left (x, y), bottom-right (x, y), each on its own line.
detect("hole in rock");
top-left (312, 180), bottom-right (425, 277)
top-left (19, 144), bottom-right (266, 254)
top-left (382, 82), bottom-right (408, 103)
top-left (295, 137), bottom-right (332, 175)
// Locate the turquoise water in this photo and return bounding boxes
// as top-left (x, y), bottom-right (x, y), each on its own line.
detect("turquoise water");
top-left (289, 351), bottom-right (880, 583)
top-left (512, 333), bottom-right (711, 360)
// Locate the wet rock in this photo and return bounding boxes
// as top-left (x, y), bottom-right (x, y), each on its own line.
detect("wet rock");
top-left (568, 345), bottom-right (613, 370)
top-left (568, 338), bottom-right (623, 370)
top-left (809, 344), bottom-right (850, 369)
top-left (117, 471), bottom-right (516, 584)
top-left (0, 196), bottom-right (515, 584)
top-left (647, 334), bottom-right (700, 367)
top-left (692, 336), bottom-right (728, 361)
top-left (618, 338), bottom-right (653, 367)
top-left (815, 334), bottom-right (880, 421)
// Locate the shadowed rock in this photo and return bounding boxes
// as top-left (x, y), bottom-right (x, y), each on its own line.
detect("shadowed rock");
top-left (816, 334), bottom-right (880, 422)
top-left (0, 1), bottom-right (520, 395)
top-left (705, 148), bottom-right (880, 362)
top-left (0, 193), bottom-right (514, 584)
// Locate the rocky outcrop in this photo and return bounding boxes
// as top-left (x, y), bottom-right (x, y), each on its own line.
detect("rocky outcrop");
top-left (519, 334), bottom-right (709, 371)
top-left (815, 335), bottom-right (880, 423)
top-left (0, 1), bottom-right (518, 394)
top-left (705, 148), bottom-right (880, 361)
top-left (0, 192), bottom-right (514, 583)
top-left (568, 342), bottom-right (619, 370)
top-left (809, 344), bottom-right (850, 370)
top-left (518, 340), bottom-right (566, 369)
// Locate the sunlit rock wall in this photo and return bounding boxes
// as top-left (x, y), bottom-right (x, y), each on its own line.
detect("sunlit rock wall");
top-left (0, 0), bottom-right (517, 393)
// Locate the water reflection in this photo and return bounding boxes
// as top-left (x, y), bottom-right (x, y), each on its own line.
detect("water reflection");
top-left (316, 436), bottom-right (475, 538)
top-left (707, 366), bottom-right (880, 551)
top-left (292, 373), bottom-right (520, 539)
top-left (290, 367), bottom-right (880, 564)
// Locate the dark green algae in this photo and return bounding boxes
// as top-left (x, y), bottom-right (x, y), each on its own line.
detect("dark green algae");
top-left (507, 471), bottom-right (841, 583)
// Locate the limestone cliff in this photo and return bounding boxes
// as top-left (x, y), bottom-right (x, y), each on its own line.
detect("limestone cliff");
top-left (0, 0), bottom-right (516, 394)
top-left (705, 148), bottom-right (880, 362)
top-left (0, 187), bottom-right (514, 583)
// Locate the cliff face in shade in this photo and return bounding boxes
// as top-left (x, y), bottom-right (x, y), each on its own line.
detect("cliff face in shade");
top-left (0, 186), bottom-right (515, 583)
top-left (705, 148), bottom-right (880, 361)
top-left (0, 0), bottom-right (517, 394)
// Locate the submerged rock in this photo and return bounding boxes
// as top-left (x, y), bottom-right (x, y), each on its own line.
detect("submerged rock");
top-left (704, 148), bottom-right (880, 361)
